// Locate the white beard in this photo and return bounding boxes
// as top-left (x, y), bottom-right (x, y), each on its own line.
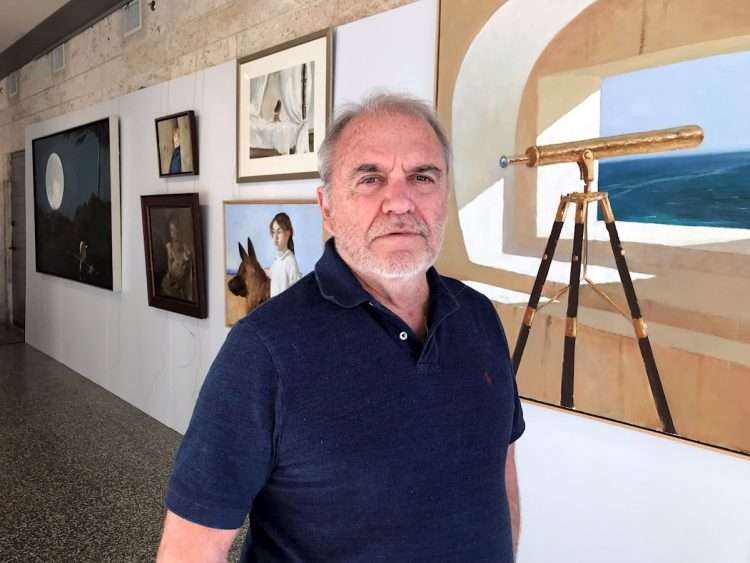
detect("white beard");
top-left (332, 214), bottom-right (445, 280)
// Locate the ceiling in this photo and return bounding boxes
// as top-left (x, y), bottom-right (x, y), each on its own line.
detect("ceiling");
top-left (0, 0), bottom-right (70, 55)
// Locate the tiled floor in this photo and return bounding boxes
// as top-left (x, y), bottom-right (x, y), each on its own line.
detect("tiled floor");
top-left (0, 328), bottom-right (246, 562)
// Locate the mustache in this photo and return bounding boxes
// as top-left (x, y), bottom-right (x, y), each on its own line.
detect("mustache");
top-left (367, 215), bottom-right (431, 242)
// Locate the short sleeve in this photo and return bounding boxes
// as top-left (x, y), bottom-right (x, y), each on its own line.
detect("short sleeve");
top-left (508, 370), bottom-right (525, 443)
top-left (165, 318), bottom-right (281, 529)
top-left (286, 255), bottom-right (302, 286)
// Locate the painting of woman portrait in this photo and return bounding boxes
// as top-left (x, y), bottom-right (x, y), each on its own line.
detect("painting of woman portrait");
top-left (159, 214), bottom-right (194, 302)
top-left (141, 193), bottom-right (207, 318)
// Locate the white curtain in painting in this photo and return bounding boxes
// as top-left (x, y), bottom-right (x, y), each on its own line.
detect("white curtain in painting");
top-left (248, 75), bottom-right (268, 118)
top-left (250, 72), bottom-right (298, 154)
top-left (278, 62), bottom-right (312, 154)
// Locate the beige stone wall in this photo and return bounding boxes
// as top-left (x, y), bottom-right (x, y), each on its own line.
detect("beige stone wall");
top-left (0, 0), bottom-right (416, 321)
top-left (0, 0), bottom-right (415, 157)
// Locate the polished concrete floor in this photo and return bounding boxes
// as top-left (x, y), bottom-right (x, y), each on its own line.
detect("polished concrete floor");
top-left (0, 326), bottom-right (246, 561)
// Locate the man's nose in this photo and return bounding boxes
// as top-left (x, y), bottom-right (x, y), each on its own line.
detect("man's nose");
top-left (381, 177), bottom-right (414, 215)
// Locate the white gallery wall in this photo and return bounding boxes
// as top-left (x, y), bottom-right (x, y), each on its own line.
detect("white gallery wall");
top-left (24, 0), bottom-right (438, 435)
top-left (22, 1), bottom-right (750, 562)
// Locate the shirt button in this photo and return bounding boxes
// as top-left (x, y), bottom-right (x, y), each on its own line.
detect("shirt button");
top-left (399, 331), bottom-right (408, 341)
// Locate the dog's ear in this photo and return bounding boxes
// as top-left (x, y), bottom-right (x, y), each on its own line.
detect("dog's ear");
top-left (246, 237), bottom-right (257, 259)
top-left (238, 241), bottom-right (249, 261)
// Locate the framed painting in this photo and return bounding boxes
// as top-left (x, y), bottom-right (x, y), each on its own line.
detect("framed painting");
top-left (236, 29), bottom-right (332, 182)
top-left (223, 200), bottom-right (324, 325)
top-left (155, 110), bottom-right (199, 177)
top-left (31, 116), bottom-right (121, 291)
top-left (141, 193), bottom-right (207, 318)
top-left (435, 0), bottom-right (750, 456)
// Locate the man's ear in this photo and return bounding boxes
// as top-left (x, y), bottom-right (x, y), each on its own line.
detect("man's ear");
top-left (316, 185), bottom-right (334, 234)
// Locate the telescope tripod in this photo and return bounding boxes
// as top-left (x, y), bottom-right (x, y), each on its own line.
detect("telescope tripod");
top-left (512, 152), bottom-right (676, 434)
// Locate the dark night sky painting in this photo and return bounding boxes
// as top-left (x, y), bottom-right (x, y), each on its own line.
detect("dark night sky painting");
top-left (33, 118), bottom-right (114, 290)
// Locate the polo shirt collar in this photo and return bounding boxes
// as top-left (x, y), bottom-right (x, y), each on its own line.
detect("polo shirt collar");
top-left (314, 238), bottom-right (460, 321)
top-left (425, 262), bottom-right (461, 327)
top-left (314, 238), bottom-right (371, 308)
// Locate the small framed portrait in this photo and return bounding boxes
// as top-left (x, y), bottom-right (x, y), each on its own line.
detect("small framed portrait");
top-left (155, 110), bottom-right (199, 177)
top-left (236, 29), bottom-right (332, 182)
top-left (223, 200), bottom-right (325, 326)
top-left (141, 193), bottom-right (207, 318)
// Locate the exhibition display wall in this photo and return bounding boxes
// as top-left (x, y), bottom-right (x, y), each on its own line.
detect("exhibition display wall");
top-left (22, 1), bottom-right (750, 562)
top-left (23, 1), bottom-right (438, 435)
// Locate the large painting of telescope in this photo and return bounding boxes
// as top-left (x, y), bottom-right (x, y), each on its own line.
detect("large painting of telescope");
top-left (599, 50), bottom-right (750, 229)
top-left (436, 0), bottom-right (750, 458)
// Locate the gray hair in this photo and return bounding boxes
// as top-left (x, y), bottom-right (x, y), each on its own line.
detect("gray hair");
top-left (317, 92), bottom-right (453, 189)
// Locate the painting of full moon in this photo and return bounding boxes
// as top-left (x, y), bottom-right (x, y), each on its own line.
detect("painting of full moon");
top-left (32, 118), bottom-right (118, 290)
top-left (45, 153), bottom-right (64, 210)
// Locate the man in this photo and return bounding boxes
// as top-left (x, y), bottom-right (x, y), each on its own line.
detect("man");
top-left (157, 93), bottom-right (524, 562)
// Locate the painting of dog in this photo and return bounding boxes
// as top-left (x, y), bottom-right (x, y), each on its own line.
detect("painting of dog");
top-left (227, 238), bottom-right (270, 311)
top-left (224, 200), bottom-right (324, 325)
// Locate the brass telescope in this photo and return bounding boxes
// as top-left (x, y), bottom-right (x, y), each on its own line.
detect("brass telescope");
top-left (499, 125), bottom-right (703, 169)
top-left (504, 124), bottom-right (704, 437)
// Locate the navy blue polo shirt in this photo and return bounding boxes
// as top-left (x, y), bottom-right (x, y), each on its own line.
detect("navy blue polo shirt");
top-left (166, 238), bottom-right (525, 562)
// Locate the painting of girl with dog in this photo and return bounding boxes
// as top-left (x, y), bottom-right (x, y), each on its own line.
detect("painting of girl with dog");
top-left (223, 201), bottom-right (323, 326)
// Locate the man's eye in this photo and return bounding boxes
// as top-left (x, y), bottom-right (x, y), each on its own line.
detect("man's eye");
top-left (359, 176), bottom-right (381, 185)
top-left (414, 174), bottom-right (435, 183)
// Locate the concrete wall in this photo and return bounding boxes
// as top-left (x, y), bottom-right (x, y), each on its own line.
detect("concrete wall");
top-left (0, 0), bottom-right (417, 322)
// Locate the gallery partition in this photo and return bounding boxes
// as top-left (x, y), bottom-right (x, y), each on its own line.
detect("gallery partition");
top-left (21, 2), bottom-right (750, 562)
top-left (23, 0), bottom-right (438, 434)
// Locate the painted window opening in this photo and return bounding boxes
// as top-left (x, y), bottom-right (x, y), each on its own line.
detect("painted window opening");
top-left (598, 50), bottom-right (750, 229)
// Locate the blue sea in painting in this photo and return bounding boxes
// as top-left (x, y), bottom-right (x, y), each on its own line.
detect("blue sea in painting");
top-left (598, 151), bottom-right (750, 229)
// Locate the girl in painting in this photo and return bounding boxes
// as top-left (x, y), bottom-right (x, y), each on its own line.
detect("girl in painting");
top-left (265, 212), bottom-right (301, 298)
top-left (160, 216), bottom-right (193, 301)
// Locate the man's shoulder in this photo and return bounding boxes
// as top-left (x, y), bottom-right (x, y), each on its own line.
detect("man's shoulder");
top-left (436, 273), bottom-right (494, 309)
top-left (240, 272), bottom-right (327, 327)
top-left (435, 272), bottom-right (507, 334)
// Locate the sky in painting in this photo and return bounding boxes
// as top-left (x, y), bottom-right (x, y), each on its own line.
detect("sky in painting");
top-left (224, 203), bottom-right (323, 274)
top-left (600, 50), bottom-right (750, 155)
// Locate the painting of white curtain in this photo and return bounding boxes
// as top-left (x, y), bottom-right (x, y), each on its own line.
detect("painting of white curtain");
top-left (248, 62), bottom-right (315, 158)
top-left (237, 30), bottom-right (331, 182)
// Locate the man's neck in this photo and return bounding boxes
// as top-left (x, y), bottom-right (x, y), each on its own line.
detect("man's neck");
top-left (352, 268), bottom-right (431, 341)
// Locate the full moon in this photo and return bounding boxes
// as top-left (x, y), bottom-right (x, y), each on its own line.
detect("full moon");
top-left (45, 153), bottom-right (64, 210)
